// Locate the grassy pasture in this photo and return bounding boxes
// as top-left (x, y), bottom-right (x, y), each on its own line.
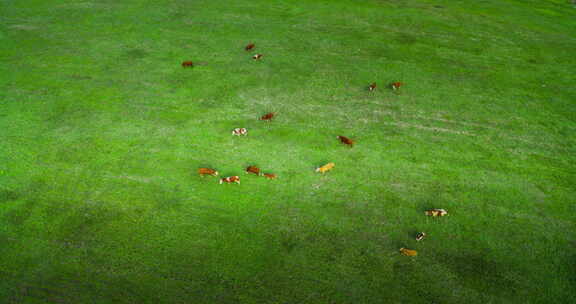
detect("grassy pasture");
top-left (1, 0), bottom-right (575, 303)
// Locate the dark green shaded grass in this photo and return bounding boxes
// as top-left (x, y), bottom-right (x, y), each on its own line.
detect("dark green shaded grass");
top-left (2, 0), bottom-right (576, 303)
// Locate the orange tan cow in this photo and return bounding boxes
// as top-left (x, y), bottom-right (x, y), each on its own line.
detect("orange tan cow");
top-left (263, 173), bottom-right (277, 179)
top-left (198, 168), bottom-right (218, 177)
top-left (315, 162), bottom-right (335, 174)
top-left (400, 248), bottom-right (417, 256)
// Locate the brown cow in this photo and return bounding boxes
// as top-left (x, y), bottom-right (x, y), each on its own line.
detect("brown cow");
top-left (263, 173), bottom-right (277, 179)
top-left (246, 166), bottom-right (262, 176)
top-left (368, 82), bottom-right (377, 91)
top-left (198, 168), bottom-right (218, 177)
top-left (391, 82), bottom-right (403, 90)
top-left (245, 43), bottom-right (255, 51)
top-left (337, 136), bottom-right (354, 147)
top-left (315, 162), bottom-right (335, 174)
top-left (260, 112), bottom-right (275, 121)
top-left (400, 248), bottom-right (417, 256)
top-left (219, 176), bottom-right (240, 184)
top-left (181, 61), bottom-right (193, 68)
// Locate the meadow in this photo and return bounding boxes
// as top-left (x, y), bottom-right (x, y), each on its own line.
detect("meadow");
top-left (1, 0), bottom-right (575, 303)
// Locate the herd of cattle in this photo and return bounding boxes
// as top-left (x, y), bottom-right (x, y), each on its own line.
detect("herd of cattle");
top-left (188, 43), bottom-right (446, 257)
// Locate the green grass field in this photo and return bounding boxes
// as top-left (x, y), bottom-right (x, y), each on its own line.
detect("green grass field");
top-left (1, 0), bottom-right (576, 303)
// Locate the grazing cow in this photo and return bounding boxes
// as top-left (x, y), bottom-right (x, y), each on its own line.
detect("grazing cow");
top-left (337, 135), bottom-right (354, 147)
top-left (181, 61), bottom-right (194, 68)
top-left (391, 82), bottom-right (403, 90)
top-left (260, 112), bottom-right (275, 121)
top-left (315, 162), bottom-right (335, 174)
top-left (415, 232), bottom-right (426, 241)
top-left (219, 176), bottom-right (240, 184)
top-left (425, 209), bottom-right (448, 217)
top-left (232, 128), bottom-right (248, 136)
top-left (245, 43), bottom-right (255, 51)
top-left (263, 173), bottom-right (277, 179)
top-left (246, 166), bottom-right (262, 176)
top-left (198, 168), bottom-right (218, 177)
top-left (253, 54), bottom-right (263, 60)
top-left (400, 248), bottom-right (418, 256)
top-left (368, 82), bottom-right (377, 91)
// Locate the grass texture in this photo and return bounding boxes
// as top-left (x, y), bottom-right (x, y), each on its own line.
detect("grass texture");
top-left (1, 0), bottom-right (575, 303)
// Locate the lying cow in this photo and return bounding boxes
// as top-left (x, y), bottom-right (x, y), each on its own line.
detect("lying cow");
top-left (245, 166), bottom-right (262, 176)
top-left (315, 162), bottom-right (335, 174)
top-left (232, 128), bottom-right (248, 136)
top-left (425, 209), bottom-right (448, 217)
top-left (400, 248), bottom-right (418, 256)
top-left (198, 168), bottom-right (219, 177)
top-left (219, 176), bottom-right (240, 184)
top-left (263, 173), bottom-right (277, 179)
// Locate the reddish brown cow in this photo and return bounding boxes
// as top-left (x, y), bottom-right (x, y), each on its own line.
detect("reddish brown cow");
top-left (337, 135), bottom-right (354, 147)
top-left (246, 166), bottom-right (262, 176)
top-left (198, 168), bottom-right (218, 177)
top-left (263, 173), bottom-right (277, 179)
top-left (245, 43), bottom-right (255, 51)
top-left (260, 112), bottom-right (275, 121)
top-left (368, 82), bottom-right (377, 91)
top-left (220, 176), bottom-right (240, 184)
top-left (391, 82), bottom-right (403, 90)
top-left (181, 61), bottom-right (194, 68)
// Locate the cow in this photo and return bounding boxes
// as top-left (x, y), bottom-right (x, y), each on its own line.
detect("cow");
top-left (425, 209), bottom-right (448, 217)
top-left (245, 166), bottom-right (262, 176)
top-left (263, 173), bottom-right (277, 179)
top-left (337, 135), bottom-right (354, 147)
top-left (368, 82), bottom-right (377, 91)
top-left (219, 176), bottom-right (240, 184)
top-left (245, 43), bottom-right (255, 51)
top-left (198, 168), bottom-right (218, 177)
top-left (260, 112), bottom-right (275, 121)
top-left (181, 61), bottom-right (193, 68)
top-left (315, 162), bottom-right (335, 174)
top-left (253, 54), bottom-right (263, 60)
top-left (415, 232), bottom-right (426, 241)
top-left (232, 128), bottom-right (248, 136)
top-left (400, 248), bottom-right (418, 256)
top-left (391, 82), bottom-right (403, 91)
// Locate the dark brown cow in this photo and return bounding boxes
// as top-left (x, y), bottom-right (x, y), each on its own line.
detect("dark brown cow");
top-left (260, 112), bottom-right (275, 121)
top-left (181, 61), bottom-right (193, 68)
top-left (368, 82), bottom-right (377, 91)
top-left (245, 43), bottom-right (255, 51)
top-left (337, 135), bottom-right (354, 147)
